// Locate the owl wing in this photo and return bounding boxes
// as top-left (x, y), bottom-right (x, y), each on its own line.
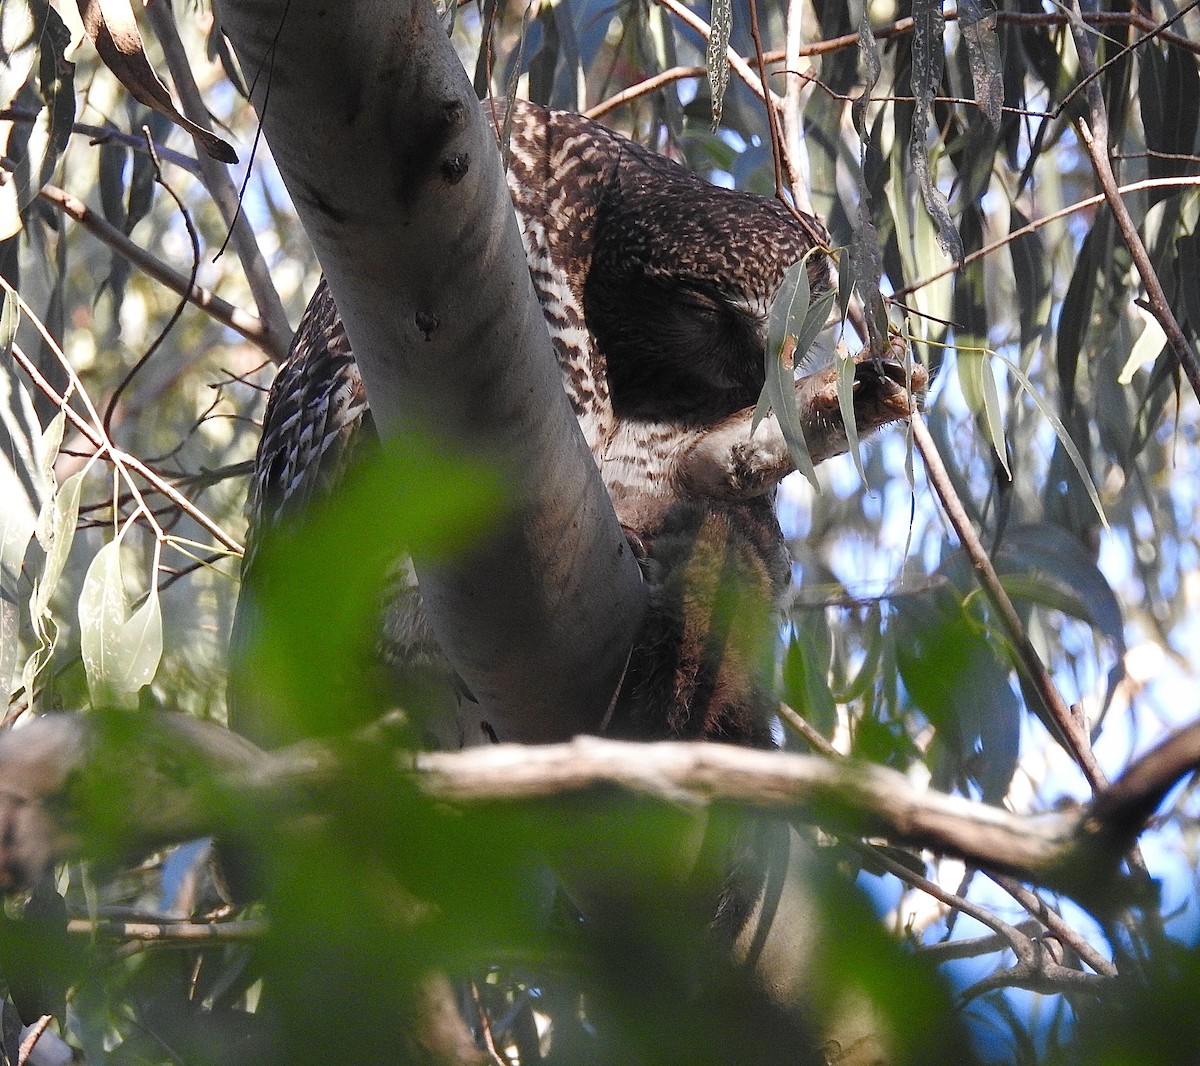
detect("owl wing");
top-left (239, 277), bottom-right (375, 578)
top-left (229, 278), bottom-right (378, 745)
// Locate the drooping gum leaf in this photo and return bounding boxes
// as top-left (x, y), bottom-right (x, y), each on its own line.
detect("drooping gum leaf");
top-left (79, 538), bottom-right (131, 707)
top-left (851, 4), bottom-right (888, 354)
top-left (958, 348), bottom-right (1011, 480)
top-left (910, 0), bottom-right (963, 263)
top-left (836, 349), bottom-right (866, 484)
top-left (78, 532), bottom-right (163, 708)
top-left (31, 468), bottom-right (84, 620)
top-left (766, 337), bottom-right (819, 491)
top-left (794, 287), bottom-right (835, 366)
top-left (75, 0), bottom-right (237, 163)
top-left (706, 0), bottom-right (731, 130)
top-left (992, 349), bottom-right (1108, 529)
top-left (958, 0), bottom-right (1003, 127)
top-left (113, 585), bottom-right (163, 696)
top-left (759, 256), bottom-right (838, 490)
top-left (1117, 308), bottom-right (1167, 384)
top-left (34, 411), bottom-right (66, 547)
top-left (0, 0), bottom-right (75, 238)
top-left (767, 257), bottom-right (813, 357)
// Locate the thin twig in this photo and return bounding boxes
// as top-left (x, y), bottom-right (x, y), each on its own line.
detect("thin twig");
top-left (38, 184), bottom-right (285, 359)
top-left (781, 0), bottom-right (813, 216)
top-left (746, 0), bottom-right (789, 202)
top-left (990, 873), bottom-right (1118, 977)
top-left (143, 0), bottom-right (293, 353)
top-left (1055, 0), bottom-right (1200, 119)
top-left (103, 128), bottom-right (203, 435)
top-left (66, 916), bottom-right (265, 942)
top-left (918, 920), bottom-right (1044, 963)
top-left (861, 845), bottom-right (1037, 961)
top-left (17, 1016), bottom-right (53, 1066)
top-left (908, 412), bottom-right (1106, 791)
top-left (778, 701), bottom-right (839, 756)
top-left (10, 341), bottom-right (243, 554)
top-left (892, 175), bottom-right (1200, 300)
top-left (652, 0), bottom-right (772, 105)
top-left (1067, 3), bottom-right (1200, 402)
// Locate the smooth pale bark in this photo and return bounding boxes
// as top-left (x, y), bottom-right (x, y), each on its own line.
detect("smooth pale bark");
top-left (212, 0), bottom-right (645, 742)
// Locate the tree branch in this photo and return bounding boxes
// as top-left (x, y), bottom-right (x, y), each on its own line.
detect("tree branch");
top-left (910, 412), bottom-right (1106, 789)
top-left (143, 0), bottom-right (294, 357)
top-left (1067, 1), bottom-right (1200, 401)
top-left (38, 184), bottom-right (285, 361)
top-left (1, 712), bottom-right (1194, 911)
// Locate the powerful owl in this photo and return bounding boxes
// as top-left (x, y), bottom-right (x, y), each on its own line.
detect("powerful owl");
top-left (234, 98), bottom-right (837, 750)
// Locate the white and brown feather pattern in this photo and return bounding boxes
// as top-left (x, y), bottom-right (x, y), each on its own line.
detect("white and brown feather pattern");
top-left (245, 99), bottom-right (829, 551)
top-left (239, 98), bottom-right (832, 745)
top-left (242, 275), bottom-right (372, 575)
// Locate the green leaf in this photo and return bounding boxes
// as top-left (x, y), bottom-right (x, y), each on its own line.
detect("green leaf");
top-left (991, 349), bottom-right (1107, 529)
top-left (784, 627), bottom-right (837, 739)
top-left (30, 467), bottom-right (83, 620)
top-left (0, 365), bottom-right (39, 700)
top-left (849, 6), bottom-right (888, 355)
top-left (0, 0), bottom-right (75, 239)
top-left (957, 348), bottom-right (1010, 479)
top-left (893, 589), bottom-right (1020, 803)
top-left (762, 257), bottom-right (824, 490)
top-left (1008, 207), bottom-right (1049, 354)
top-left (836, 347), bottom-right (866, 484)
top-left (997, 523), bottom-right (1125, 656)
top-left (766, 336), bottom-right (819, 492)
top-left (78, 533), bottom-right (163, 708)
top-left (767, 258), bottom-right (812, 358)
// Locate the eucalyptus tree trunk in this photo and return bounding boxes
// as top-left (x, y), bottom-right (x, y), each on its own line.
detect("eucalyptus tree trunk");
top-left (213, 0), bottom-right (646, 744)
top-left (211, 0), bottom-right (880, 1056)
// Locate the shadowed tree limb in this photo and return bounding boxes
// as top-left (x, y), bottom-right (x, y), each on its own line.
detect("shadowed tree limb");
top-left (0, 712), bottom-right (1194, 912)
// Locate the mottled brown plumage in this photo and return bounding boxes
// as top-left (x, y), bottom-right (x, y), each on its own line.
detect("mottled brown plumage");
top-left (237, 98), bottom-right (831, 748)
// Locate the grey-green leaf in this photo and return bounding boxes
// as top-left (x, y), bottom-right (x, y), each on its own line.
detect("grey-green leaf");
top-left (78, 535), bottom-right (162, 708)
top-left (958, 0), bottom-right (1003, 127)
top-left (910, 0), bottom-right (963, 263)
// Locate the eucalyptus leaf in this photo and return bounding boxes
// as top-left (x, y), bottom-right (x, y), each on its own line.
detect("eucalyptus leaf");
top-left (958, 348), bottom-right (1010, 480)
top-left (836, 348), bottom-right (866, 484)
top-left (30, 468), bottom-right (83, 621)
top-left (909, 0), bottom-right (963, 263)
top-left (991, 350), bottom-right (1107, 528)
top-left (958, 0), bottom-right (1003, 127)
top-left (78, 534), bottom-right (163, 708)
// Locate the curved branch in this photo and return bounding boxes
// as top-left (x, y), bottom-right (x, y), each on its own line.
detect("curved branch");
top-left (910, 412), bottom-right (1106, 789)
top-left (1, 712), bottom-right (1196, 910)
top-left (1068, 3), bottom-right (1200, 403)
